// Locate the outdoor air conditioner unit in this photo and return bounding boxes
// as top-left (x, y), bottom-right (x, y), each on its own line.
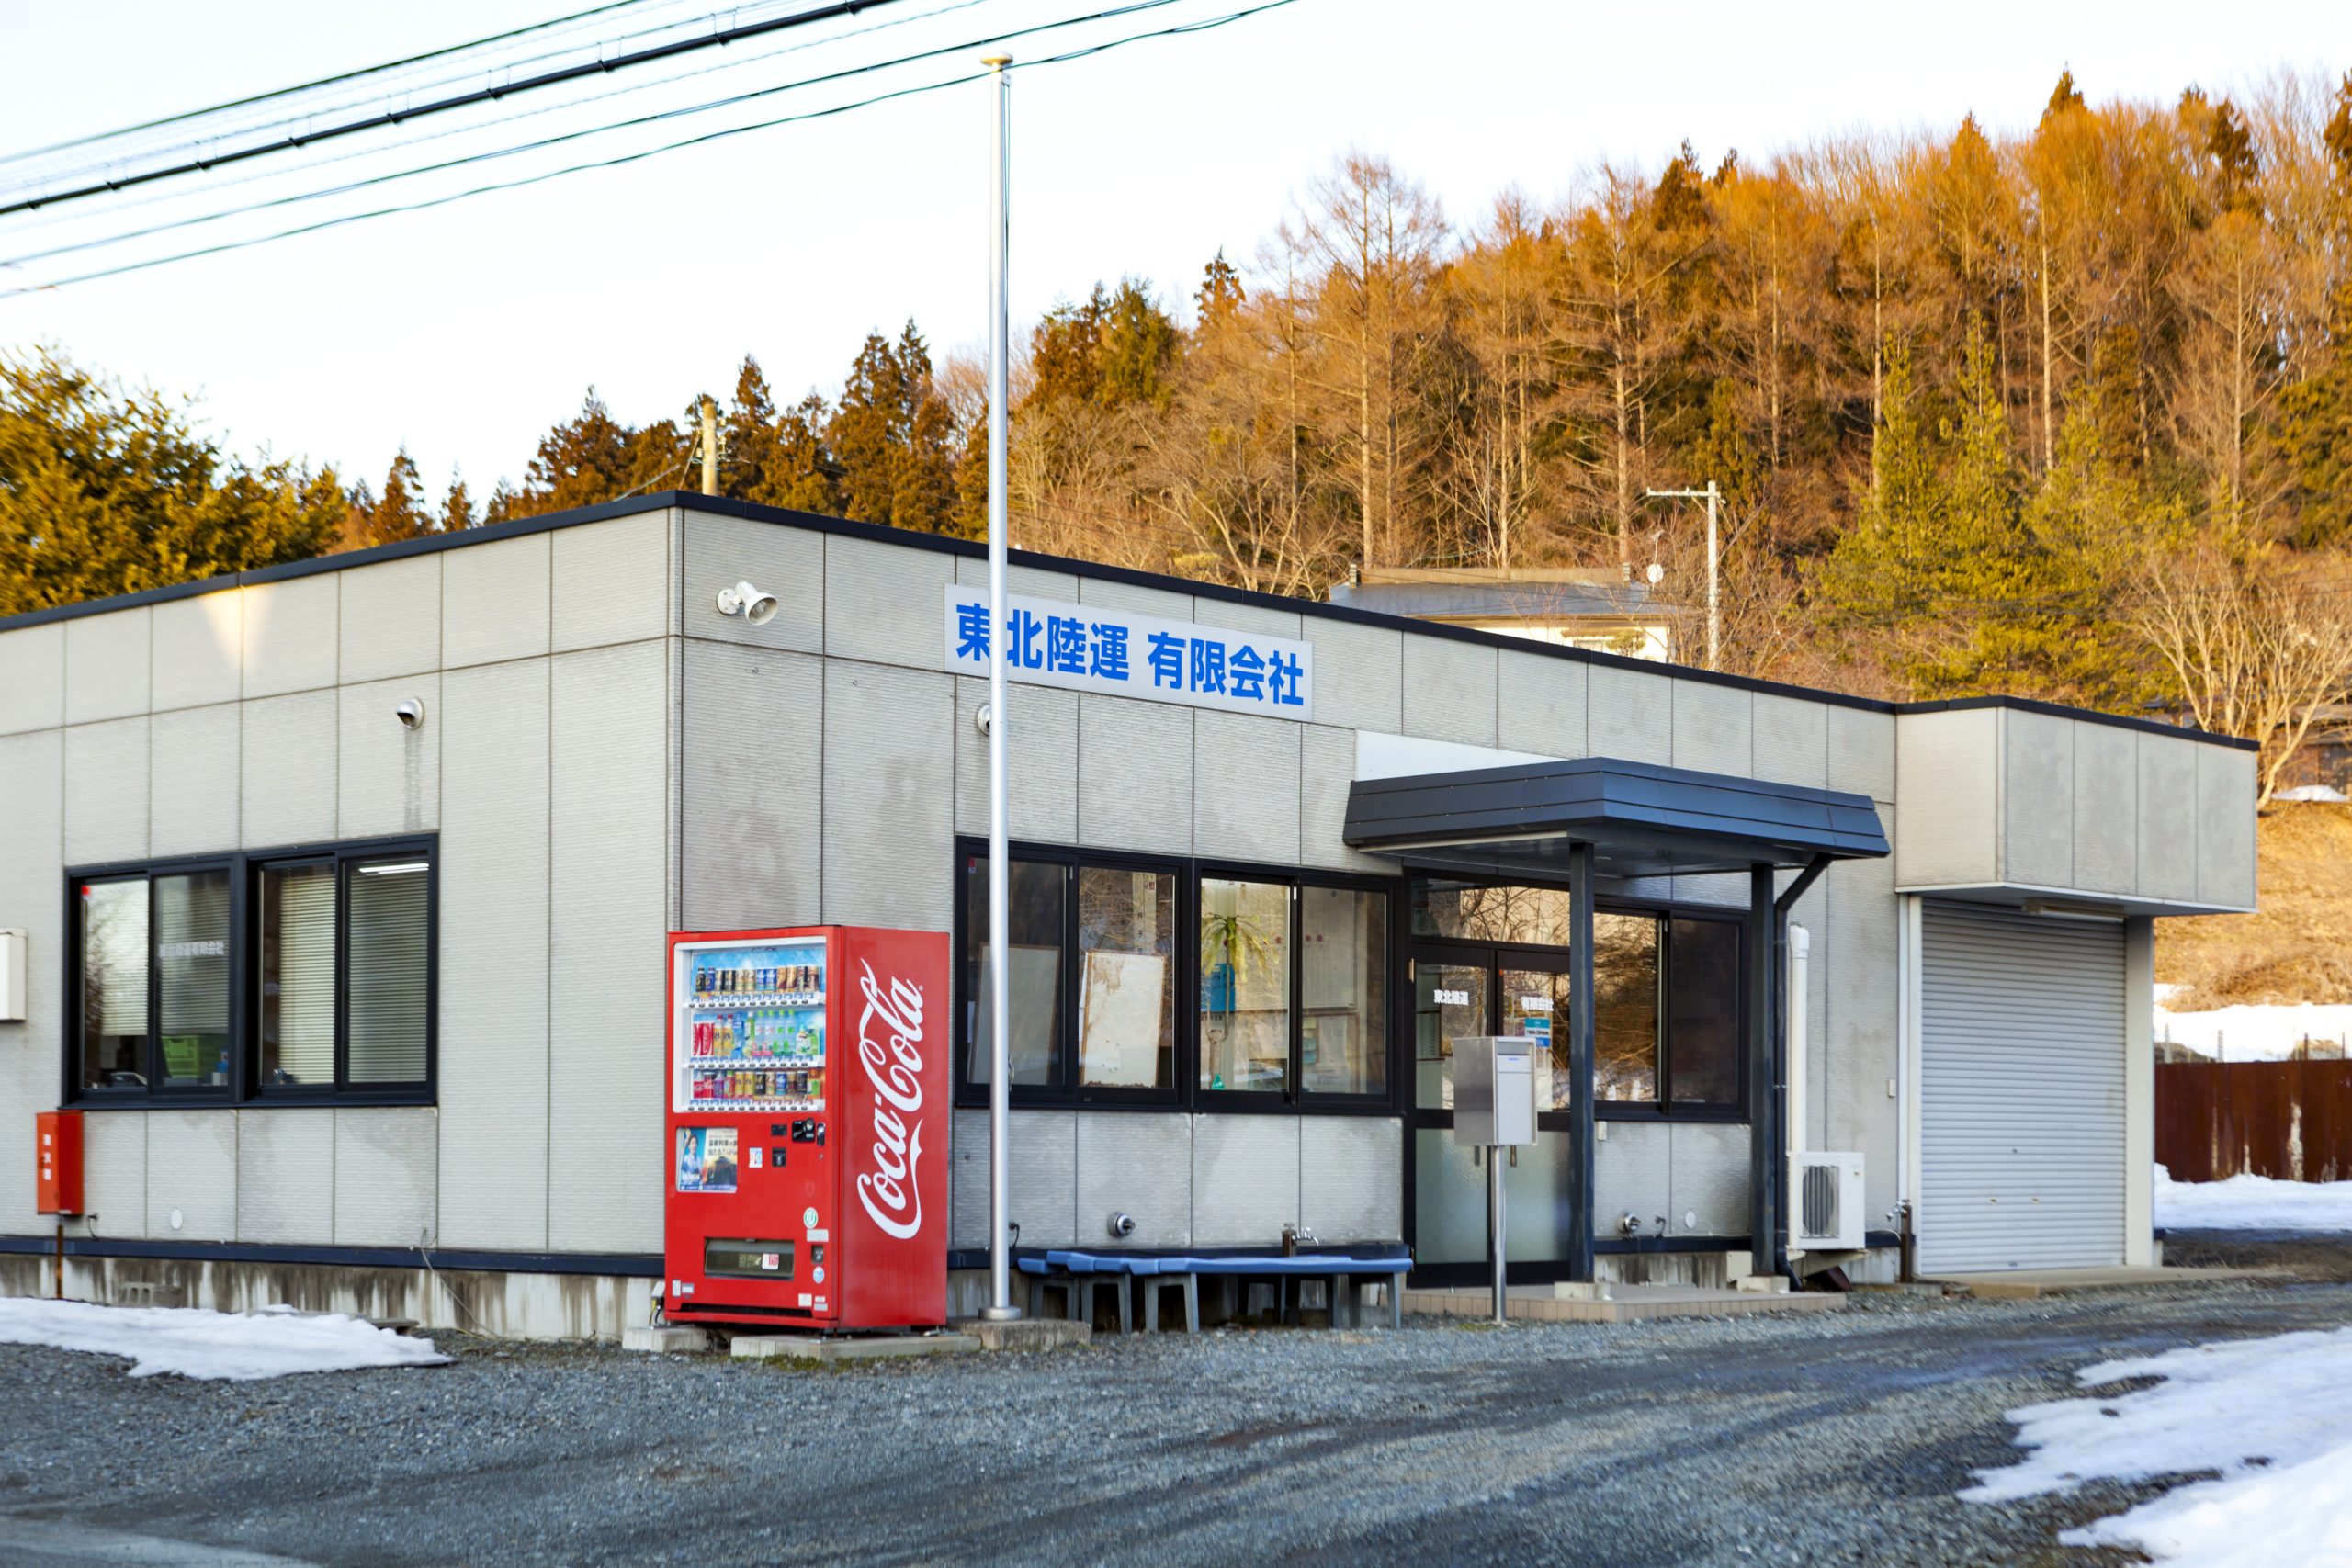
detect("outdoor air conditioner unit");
top-left (1790, 1151), bottom-right (1865, 1252)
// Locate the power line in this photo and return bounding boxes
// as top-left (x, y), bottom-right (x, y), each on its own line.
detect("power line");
top-left (0, 0), bottom-right (996, 256)
top-left (1, 0), bottom-right (1300, 296)
top-left (0, 0), bottom-right (671, 170)
top-left (0, 0), bottom-right (905, 219)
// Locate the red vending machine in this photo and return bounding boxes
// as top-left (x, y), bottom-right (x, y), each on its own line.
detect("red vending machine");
top-left (662, 925), bottom-right (949, 1332)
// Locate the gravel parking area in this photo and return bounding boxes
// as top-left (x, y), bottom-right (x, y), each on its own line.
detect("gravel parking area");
top-left (4, 1274), bottom-right (2349, 1566)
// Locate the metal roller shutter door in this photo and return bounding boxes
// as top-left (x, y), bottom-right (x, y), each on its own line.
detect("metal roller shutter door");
top-left (1919, 900), bottom-right (2125, 1273)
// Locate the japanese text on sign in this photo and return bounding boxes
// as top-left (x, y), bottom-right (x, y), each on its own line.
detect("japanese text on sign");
top-left (943, 586), bottom-right (1314, 721)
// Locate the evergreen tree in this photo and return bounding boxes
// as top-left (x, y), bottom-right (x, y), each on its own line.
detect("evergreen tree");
top-left (1097, 278), bottom-right (1182, 411)
top-left (1195, 249), bottom-right (1244, 333)
top-left (0, 347), bottom-right (343, 615)
top-left (1031, 287), bottom-right (1108, 408)
top-left (826, 321), bottom-right (956, 533)
top-left (345, 446), bottom-right (432, 547)
top-left (441, 469), bottom-right (477, 531)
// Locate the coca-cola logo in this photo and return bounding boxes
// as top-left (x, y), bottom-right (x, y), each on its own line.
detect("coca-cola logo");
top-left (854, 960), bottom-right (927, 1241)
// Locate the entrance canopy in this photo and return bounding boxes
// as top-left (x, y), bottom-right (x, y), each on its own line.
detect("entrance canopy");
top-left (1342, 756), bottom-right (1889, 879)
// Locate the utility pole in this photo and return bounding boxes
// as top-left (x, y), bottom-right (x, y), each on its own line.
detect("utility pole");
top-left (698, 395), bottom-right (721, 496)
top-left (979, 51), bottom-right (1020, 1325)
top-left (1645, 480), bottom-right (1720, 671)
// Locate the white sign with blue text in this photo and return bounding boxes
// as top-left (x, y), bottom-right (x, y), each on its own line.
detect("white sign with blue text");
top-left (942, 584), bottom-right (1314, 721)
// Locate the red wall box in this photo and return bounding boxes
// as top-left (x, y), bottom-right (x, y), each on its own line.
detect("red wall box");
top-left (662, 926), bottom-right (948, 1331)
top-left (37, 1109), bottom-right (82, 1215)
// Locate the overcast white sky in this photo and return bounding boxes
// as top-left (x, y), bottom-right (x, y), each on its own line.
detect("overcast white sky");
top-left (0, 0), bottom-right (2343, 499)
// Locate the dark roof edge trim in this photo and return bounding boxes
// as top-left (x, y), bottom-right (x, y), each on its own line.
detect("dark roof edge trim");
top-left (0, 490), bottom-right (2258, 753)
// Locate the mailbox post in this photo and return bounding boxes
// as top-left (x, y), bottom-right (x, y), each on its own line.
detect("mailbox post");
top-left (1453, 1037), bottom-right (1539, 1325)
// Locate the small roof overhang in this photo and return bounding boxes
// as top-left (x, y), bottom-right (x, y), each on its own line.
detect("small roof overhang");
top-left (1342, 756), bottom-right (1890, 879)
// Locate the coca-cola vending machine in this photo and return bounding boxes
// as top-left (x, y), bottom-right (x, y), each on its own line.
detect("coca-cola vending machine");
top-left (662, 925), bottom-right (948, 1331)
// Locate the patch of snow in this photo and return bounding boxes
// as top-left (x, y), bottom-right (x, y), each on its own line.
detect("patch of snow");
top-left (2153, 997), bottom-right (2352, 1062)
top-left (2155, 1164), bottom-right (2352, 1231)
top-left (2276, 784), bottom-right (2349, 802)
top-left (1965, 1325), bottom-right (2352, 1565)
top-left (0, 1297), bottom-right (450, 1380)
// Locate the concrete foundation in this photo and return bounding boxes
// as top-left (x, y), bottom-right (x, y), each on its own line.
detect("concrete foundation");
top-left (622, 1325), bottom-right (713, 1354)
top-left (0, 1254), bottom-right (658, 1342)
top-left (1402, 1282), bottom-right (1846, 1324)
top-left (733, 1332), bottom-right (981, 1361)
top-left (951, 1315), bottom-right (1093, 1351)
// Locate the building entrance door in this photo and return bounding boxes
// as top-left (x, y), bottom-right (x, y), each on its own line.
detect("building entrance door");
top-left (1407, 942), bottom-right (1579, 1281)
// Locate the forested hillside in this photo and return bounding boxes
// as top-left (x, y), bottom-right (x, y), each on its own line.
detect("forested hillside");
top-left (11, 69), bottom-right (2352, 794)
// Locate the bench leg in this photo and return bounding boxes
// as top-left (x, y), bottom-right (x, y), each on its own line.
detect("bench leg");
top-left (1118, 1277), bottom-right (1134, 1335)
top-left (1329, 1273), bottom-right (1349, 1329)
top-left (1389, 1272), bottom-right (1405, 1328)
top-left (1144, 1280), bottom-right (1159, 1334)
top-left (1184, 1274), bottom-right (1199, 1335)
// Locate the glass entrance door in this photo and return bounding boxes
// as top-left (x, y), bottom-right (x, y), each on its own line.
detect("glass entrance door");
top-left (1408, 943), bottom-right (1580, 1278)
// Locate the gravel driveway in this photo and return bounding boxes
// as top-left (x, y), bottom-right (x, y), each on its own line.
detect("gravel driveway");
top-left (4, 1274), bottom-right (2348, 1567)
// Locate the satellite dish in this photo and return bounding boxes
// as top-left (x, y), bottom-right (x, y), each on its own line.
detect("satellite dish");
top-left (1645, 562), bottom-right (1665, 585)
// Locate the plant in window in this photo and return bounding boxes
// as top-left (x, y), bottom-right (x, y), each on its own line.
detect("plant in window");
top-left (1199, 908), bottom-right (1274, 1012)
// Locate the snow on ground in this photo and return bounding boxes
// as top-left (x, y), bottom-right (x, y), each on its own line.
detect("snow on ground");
top-left (1966, 1326), bottom-right (2352, 1566)
top-left (0, 1298), bottom-right (449, 1380)
top-left (2156, 1164), bottom-right (2352, 1231)
top-left (2154, 984), bottom-right (2352, 1063)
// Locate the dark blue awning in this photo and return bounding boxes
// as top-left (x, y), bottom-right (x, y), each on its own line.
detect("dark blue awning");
top-left (1342, 756), bottom-right (1889, 878)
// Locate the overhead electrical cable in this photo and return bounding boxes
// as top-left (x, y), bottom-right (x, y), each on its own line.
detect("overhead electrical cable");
top-left (0, 0), bottom-right (1187, 269)
top-left (0, 0), bottom-right (995, 247)
top-left (0, 0), bottom-right (1300, 298)
top-left (0, 0), bottom-right (910, 219)
top-left (0, 0), bottom-right (671, 168)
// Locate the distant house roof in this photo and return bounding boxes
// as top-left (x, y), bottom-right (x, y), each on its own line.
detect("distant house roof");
top-left (1328, 566), bottom-right (1672, 625)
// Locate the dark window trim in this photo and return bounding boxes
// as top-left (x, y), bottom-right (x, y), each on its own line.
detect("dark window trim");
top-left (1401, 872), bottom-right (1750, 1125)
top-left (62, 834), bottom-right (437, 1111)
top-left (954, 840), bottom-right (1401, 1117)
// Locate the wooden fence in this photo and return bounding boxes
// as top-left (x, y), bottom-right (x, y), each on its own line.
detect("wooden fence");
top-left (2156, 1059), bottom-right (2352, 1183)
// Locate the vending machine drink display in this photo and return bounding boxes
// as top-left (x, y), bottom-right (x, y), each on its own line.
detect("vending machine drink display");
top-left (662, 925), bottom-right (949, 1331)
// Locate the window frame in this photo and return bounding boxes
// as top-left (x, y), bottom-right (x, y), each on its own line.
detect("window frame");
top-left (952, 840), bottom-right (1191, 1111)
top-left (1401, 874), bottom-right (1748, 1125)
top-left (62, 835), bottom-right (437, 1111)
top-left (952, 840), bottom-right (1402, 1117)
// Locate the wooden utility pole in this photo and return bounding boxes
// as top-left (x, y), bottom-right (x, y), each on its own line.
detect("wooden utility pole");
top-left (698, 396), bottom-right (721, 496)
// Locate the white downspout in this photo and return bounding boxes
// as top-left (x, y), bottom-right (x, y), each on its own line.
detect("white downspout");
top-left (1786, 923), bottom-right (1809, 1258)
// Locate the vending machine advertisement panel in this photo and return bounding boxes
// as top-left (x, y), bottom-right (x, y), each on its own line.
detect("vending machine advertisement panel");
top-left (662, 925), bottom-right (948, 1331)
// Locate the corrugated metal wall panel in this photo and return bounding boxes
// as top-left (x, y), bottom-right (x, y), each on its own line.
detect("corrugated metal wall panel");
top-left (1400, 637), bottom-right (1498, 746)
top-left (2071, 720), bottom-right (2138, 895)
top-left (1670, 679), bottom-right (1750, 775)
top-left (1668, 1122), bottom-right (1748, 1235)
top-left (2196, 744), bottom-right (2257, 909)
top-left (1587, 665), bottom-right (1673, 764)
top-left (2002, 710), bottom-right (2075, 888)
top-left (1496, 648), bottom-right (1587, 759)
top-left (1593, 1121), bottom-right (1669, 1235)
top-left (436, 658), bottom-right (551, 1251)
top-left (64, 716), bottom-right (150, 865)
top-left (1894, 709), bottom-right (2000, 887)
top-left (441, 533), bottom-right (551, 669)
top-left (1299, 724), bottom-right (1387, 873)
top-left (1300, 619), bottom-right (1400, 734)
top-left (1919, 899), bottom-right (2125, 1272)
top-left (64, 608), bottom-right (152, 725)
top-left (150, 593), bottom-right (242, 714)
top-left (1300, 1116), bottom-right (1400, 1242)
top-left (236, 1109), bottom-right (334, 1243)
top-left (684, 513), bottom-right (824, 654)
top-left (240, 577), bottom-right (338, 698)
top-left (548, 642), bottom-right (669, 1253)
top-left (0, 729), bottom-right (62, 1234)
top-left (2134, 734), bottom-right (2199, 904)
top-left (1009, 1110), bottom-right (1077, 1247)
top-left (334, 1107), bottom-right (439, 1247)
top-left (239, 691), bottom-right (337, 850)
top-left (81, 1111), bottom-right (146, 1237)
top-left (144, 1110), bottom-right (237, 1241)
top-left (1751, 692), bottom-right (1827, 788)
top-left (338, 555), bottom-right (442, 685)
top-left (680, 641), bottom-right (823, 931)
top-left (820, 660), bottom-right (952, 931)
top-left (1193, 710), bottom-right (1301, 865)
top-left (149, 704), bottom-right (240, 859)
top-left (0, 621), bottom-right (65, 735)
top-left (1193, 1114), bottom-right (1300, 1245)
top-left (1077, 1111), bottom-right (1193, 1247)
top-left (552, 513), bottom-right (672, 654)
top-left (1075, 694), bottom-right (1192, 857)
top-left (954, 674), bottom-right (1077, 843)
top-left (337, 674), bottom-right (439, 839)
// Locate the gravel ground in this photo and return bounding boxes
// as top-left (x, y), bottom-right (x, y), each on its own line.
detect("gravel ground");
top-left (3, 1272), bottom-right (2349, 1567)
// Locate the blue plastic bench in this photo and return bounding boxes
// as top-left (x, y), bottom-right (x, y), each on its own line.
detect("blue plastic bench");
top-left (1018, 1250), bottom-right (1408, 1332)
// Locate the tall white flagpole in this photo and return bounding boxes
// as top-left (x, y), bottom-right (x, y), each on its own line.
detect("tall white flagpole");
top-left (980, 51), bottom-right (1021, 1323)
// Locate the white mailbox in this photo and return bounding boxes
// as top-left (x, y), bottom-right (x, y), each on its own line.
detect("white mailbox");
top-left (1453, 1036), bottom-right (1538, 1147)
